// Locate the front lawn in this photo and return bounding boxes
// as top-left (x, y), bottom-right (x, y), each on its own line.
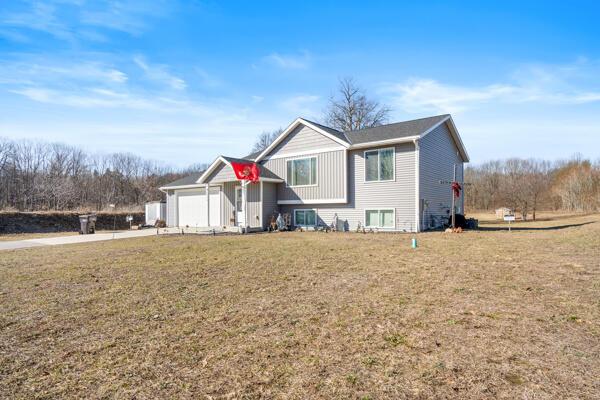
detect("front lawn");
top-left (1, 214), bottom-right (599, 399)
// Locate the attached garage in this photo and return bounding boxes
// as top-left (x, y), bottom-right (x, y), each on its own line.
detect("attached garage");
top-left (177, 189), bottom-right (207, 227)
top-left (173, 186), bottom-right (222, 228)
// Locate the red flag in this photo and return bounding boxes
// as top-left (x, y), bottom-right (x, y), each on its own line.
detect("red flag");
top-left (230, 162), bottom-right (260, 183)
top-left (451, 181), bottom-right (461, 198)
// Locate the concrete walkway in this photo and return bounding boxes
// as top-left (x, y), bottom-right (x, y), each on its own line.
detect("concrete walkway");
top-left (0, 230), bottom-right (160, 251)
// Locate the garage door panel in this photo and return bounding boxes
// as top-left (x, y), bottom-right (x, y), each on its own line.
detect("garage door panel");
top-left (177, 190), bottom-right (207, 227)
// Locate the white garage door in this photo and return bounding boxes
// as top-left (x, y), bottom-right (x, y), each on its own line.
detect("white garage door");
top-left (177, 189), bottom-right (207, 227)
top-left (208, 187), bottom-right (221, 227)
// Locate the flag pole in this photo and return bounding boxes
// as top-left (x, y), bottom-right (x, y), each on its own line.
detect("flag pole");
top-left (242, 180), bottom-right (248, 233)
top-left (451, 163), bottom-right (456, 228)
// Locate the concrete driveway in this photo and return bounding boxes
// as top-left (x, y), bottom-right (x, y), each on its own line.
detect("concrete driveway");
top-left (0, 230), bottom-right (160, 251)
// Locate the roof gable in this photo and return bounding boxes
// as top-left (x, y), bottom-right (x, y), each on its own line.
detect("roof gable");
top-left (420, 116), bottom-right (469, 162)
top-left (254, 118), bottom-right (350, 162)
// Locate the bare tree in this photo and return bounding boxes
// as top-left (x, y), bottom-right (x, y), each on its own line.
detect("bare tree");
top-left (525, 160), bottom-right (551, 220)
top-left (251, 128), bottom-right (283, 154)
top-left (0, 136), bottom-right (210, 212)
top-left (323, 77), bottom-right (391, 131)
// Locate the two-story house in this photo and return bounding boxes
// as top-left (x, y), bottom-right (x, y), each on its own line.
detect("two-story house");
top-left (159, 114), bottom-right (469, 232)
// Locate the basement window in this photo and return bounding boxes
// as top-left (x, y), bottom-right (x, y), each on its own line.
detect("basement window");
top-left (365, 209), bottom-right (395, 229)
top-left (294, 209), bottom-right (317, 227)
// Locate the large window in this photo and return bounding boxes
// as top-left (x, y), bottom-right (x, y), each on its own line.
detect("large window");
top-left (365, 209), bottom-right (395, 229)
top-left (294, 209), bottom-right (317, 226)
top-left (365, 148), bottom-right (394, 182)
top-left (287, 157), bottom-right (317, 186)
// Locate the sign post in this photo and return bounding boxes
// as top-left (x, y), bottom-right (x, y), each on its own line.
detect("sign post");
top-left (503, 214), bottom-right (515, 232)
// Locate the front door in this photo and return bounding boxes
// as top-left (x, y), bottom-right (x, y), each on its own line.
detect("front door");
top-left (235, 186), bottom-right (245, 226)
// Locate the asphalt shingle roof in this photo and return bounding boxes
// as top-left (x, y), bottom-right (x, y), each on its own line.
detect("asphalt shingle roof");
top-left (344, 114), bottom-right (449, 144)
top-left (301, 118), bottom-right (348, 143)
top-left (242, 150), bottom-right (262, 160)
top-left (161, 172), bottom-right (203, 188)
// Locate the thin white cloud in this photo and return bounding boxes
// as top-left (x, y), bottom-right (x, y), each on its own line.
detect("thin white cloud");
top-left (0, 28), bottom-right (30, 43)
top-left (80, 1), bottom-right (167, 35)
top-left (133, 55), bottom-right (186, 90)
top-left (195, 68), bottom-right (221, 88)
top-left (263, 51), bottom-right (311, 70)
top-left (0, 0), bottom-right (170, 43)
top-left (281, 94), bottom-right (320, 116)
top-left (381, 61), bottom-right (600, 114)
top-left (2, 2), bottom-right (73, 41)
top-left (0, 60), bottom-right (128, 85)
top-left (9, 86), bottom-right (226, 116)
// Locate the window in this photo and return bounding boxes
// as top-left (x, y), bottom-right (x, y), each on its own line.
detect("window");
top-left (287, 157), bottom-right (317, 186)
top-left (364, 148), bottom-right (394, 182)
top-left (294, 209), bottom-right (317, 226)
top-left (365, 209), bottom-right (395, 228)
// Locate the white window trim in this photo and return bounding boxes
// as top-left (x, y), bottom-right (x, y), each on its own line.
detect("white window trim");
top-left (293, 209), bottom-right (317, 227)
top-left (363, 147), bottom-right (396, 183)
top-left (364, 209), bottom-right (396, 229)
top-left (286, 156), bottom-right (318, 188)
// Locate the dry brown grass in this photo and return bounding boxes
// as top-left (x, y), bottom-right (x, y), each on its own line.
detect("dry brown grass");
top-left (0, 232), bottom-right (80, 242)
top-left (468, 210), bottom-right (591, 223)
top-left (0, 231), bottom-right (120, 242)
top-left (1, 214), bottom-right (599, 399)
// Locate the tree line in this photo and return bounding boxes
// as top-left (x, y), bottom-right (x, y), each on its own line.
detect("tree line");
top-left (465, 156), bottom-right (600, 219)
top-left (0, 137), bottom-right (206, 212)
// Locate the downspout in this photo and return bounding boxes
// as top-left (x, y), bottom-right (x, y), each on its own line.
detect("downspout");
top-left (413, 138), bottom-right (420, 233)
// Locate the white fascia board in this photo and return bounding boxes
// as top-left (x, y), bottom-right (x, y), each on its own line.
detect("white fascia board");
top-left (196, 156), bottom-right (231, 184)
top-left (160, 184), bottom-right (206, 191)
top-left (419, 115), bottom-right (470, 162)
top-left (259, 178), bottom-right (284, 183)
top-left (348, 135), bottom-right (420, 150)
top-left (300, 119), bottom-right (350, 148)
top-left (255, 118), bottom-right (349, 162)
top-left (209, 178), bottom-right (283, 184)
top-left (446, 116), bottom-right (470, 162)
top-left (277, 198), bottom-right (347, 205)
top-left (262, 146), bottom-right (344, 160)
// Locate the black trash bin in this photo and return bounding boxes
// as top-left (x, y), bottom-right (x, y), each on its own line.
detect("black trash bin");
top-left (79, 214), bottom-right (97, 234)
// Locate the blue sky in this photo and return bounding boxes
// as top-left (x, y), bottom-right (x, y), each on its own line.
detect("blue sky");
top-left (1, 1), bottom-right (599, 167)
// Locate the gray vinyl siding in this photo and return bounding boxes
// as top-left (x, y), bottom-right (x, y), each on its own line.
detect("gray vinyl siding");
top-left (262, 182), bottom-right (278, 229)
top-left (265, 124), bottom-right (344, 156)
top-left (222, 182), bottom-right (236, 226)
top-left (419, 122), bottom-right (465, 229)
top-left (247, 183), bottom-right (261, 228)
top-left (262, 150), bottom-right (345, 202)
top-left (221, 182), bottom-right (262, 228)
top-left (206, 162), bottom-right (237, 182)
top-left (280, 142), bottom-right (417, 232)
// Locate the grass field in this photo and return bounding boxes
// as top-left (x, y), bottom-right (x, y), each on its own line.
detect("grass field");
top-left (0, 231), bottom-right (80, 242)
top-left (1, 214), bottom-right (599, 399)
